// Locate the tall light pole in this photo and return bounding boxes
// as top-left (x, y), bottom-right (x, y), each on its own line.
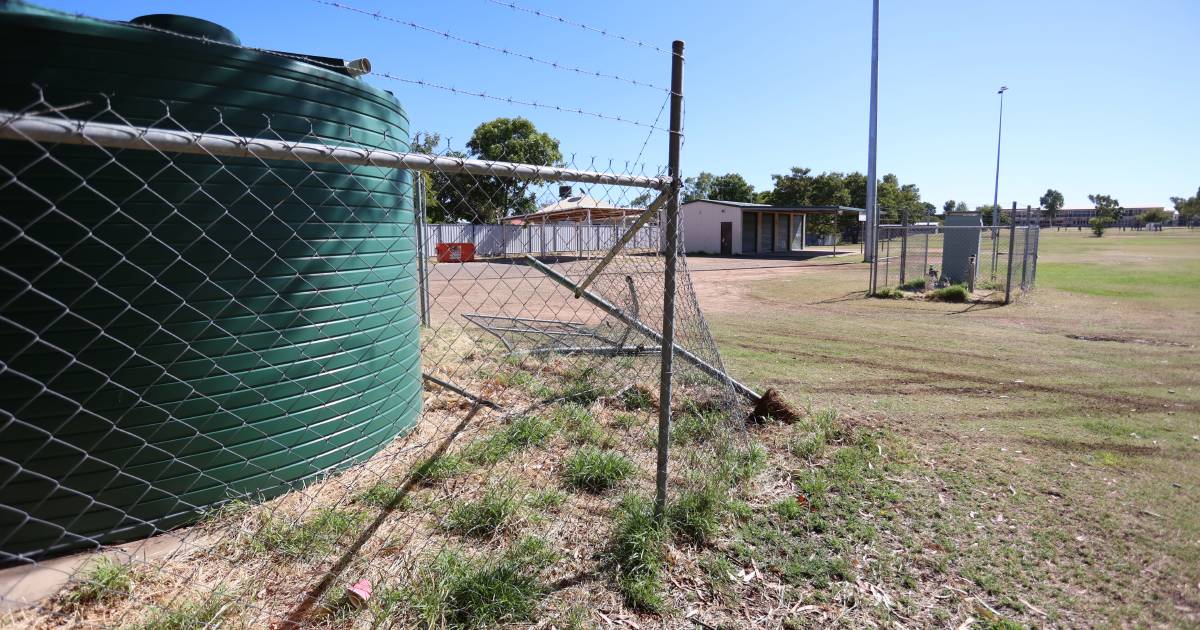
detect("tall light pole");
top-left (991, 86), bottom-right (1008, 225)
top-left (864, 0), bottom-right (880, 267)
top-left (990, 85), bottom-right (1007, 278)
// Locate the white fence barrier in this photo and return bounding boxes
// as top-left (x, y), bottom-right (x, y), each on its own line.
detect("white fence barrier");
top-left (423, 222), bottom-right (661, 258)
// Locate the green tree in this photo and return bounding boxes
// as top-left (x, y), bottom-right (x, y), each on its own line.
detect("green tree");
top-left (1139, 208), bottom-right (1170, 224)
top-left (956, 200), bottom-right (970, 213)
top-left (683, 172), bottom-right (756, 202)
top-left (682, 172), bottom-right (715, 202)
top-left (943, 200), bottom-right (957, 214)
top-left (1039, 189), bottom-right (1065, 228)
top-left (1171, 187), bottom-right (1200, 225)
top-left (434, 117), bottom-right (562, 223)
top-left (1087, 193), bottom-right (1122, 236)
top-left (710, 173), bottom-right (756, 202)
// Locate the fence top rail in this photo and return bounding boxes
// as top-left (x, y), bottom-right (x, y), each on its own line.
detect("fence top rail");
top-left (0, 111), bottom-right (671, 190)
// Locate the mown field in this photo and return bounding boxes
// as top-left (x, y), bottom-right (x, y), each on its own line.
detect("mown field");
top-left (707, 228), bottom-right (1200, 627)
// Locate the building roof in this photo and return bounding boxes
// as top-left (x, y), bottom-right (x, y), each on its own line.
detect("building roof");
top-left (504, 194), bottom-right (642, 224)
top-left (682, 199), bottom-right (863, 214)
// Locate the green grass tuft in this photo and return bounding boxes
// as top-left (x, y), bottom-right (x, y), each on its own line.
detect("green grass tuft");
top-left (671, 408), bottom-right (724, 445)
top-left (871, 286), bottom-right (903, 299)
top-left (527, 489), bottom-right (567, 511)
top-left (443, 483), bottom-right (523, 537)
top-left (61, 556), bottom-right (134, 607)
top-left (898, 278), bottom-right (927, 291)
top-left (607, 496), bottom-right (668, 613)
top-left (929, 284), bottom-right (970, 302)
top-left (619, 385), bottom-right (656, 411)
top-left (354, 481), bottom-right (413, 510)
top-left (554, 403), bottom-right (614, 447)
top-left (129, 589), bottom-right (235, 630)
top-left (406, 537), bottom-right (556, 629)
top-left (553, 366), bottom-right (610, 405)
top-left (562, 446), bottom-right (635, 492)
top-left (463, 415), bottom-right (557, 464)
top-left (412, 453), bottom-right (469, 485)
top-left (666, 481), bottom-right (727, 545)
top-left (252, 508), bottom-right (365, 560)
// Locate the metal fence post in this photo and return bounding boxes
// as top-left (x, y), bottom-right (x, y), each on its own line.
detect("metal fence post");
top-left (1004, 222), bottom-right (1018, 303)
top-left (899, 210), bottom-right (909, 286)
top-left (1021, 208), bottom-right (1032, 290)
top-left (415, 173), bottom-right (431, 326)
top-left (654, 39), bottom-right (684, 521)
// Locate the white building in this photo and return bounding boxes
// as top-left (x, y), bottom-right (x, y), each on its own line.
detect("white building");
top-left (680, 200), bottom-right (860, 255)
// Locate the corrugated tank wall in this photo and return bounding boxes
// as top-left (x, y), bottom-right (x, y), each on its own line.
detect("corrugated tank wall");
top-left (0, 3), bottom-right (422, 560)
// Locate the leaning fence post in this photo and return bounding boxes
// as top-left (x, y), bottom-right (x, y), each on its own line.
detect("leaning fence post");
top-left (654, 40), bottom-right (685, 522)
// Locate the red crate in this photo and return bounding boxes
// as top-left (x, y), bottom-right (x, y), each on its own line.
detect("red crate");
top-left (435, 242), bottom-right (475, 263)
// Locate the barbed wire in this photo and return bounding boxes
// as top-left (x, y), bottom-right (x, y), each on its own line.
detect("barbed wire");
top-left (314, 0), bottom-right (667, 92)
top-left (110, 18), bottom-right (667, 132)
top-left (483, 0), bottom-right (670, 54)
top-left (633, 92), bottom-right (670, 171)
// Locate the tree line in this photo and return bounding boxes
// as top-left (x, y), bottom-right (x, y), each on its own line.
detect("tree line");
top-left (410, 115), bottom-right (1199, 238)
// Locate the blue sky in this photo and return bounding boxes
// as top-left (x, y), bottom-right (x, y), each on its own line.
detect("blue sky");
top-left (35, 0), bottom-right (1200, 210)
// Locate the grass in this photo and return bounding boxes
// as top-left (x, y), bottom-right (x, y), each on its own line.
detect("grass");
top-left (554, 403), bottom-right (614, 447)
top-left (412, 453), bottom-right (469, 485)
top-left (443, 483), bottom-right (523, 537)
top-left (406, 536), bottom-right (557, 629)
top-left (619, 385), bottom-right (656, 410)
top-left (928, 283), bottom-right (970, 302)
top-left (709, 229), bottom-right (1200, 626)
top-left (606, 495), bottom-right (667, 613)
top-left (354, 481), bottom-right (413, 510)
top-left (871, 286), bottom-right (903, 299)
top-left (898, 278), bottom-right (928, 291)
top-left (252, 508), bottom-right (366, 560)
top-left (665, 481), bottom-right (726, 545)
top-left (61, 556), bottom-right (134, 607)
top-left (128, 589), bottom-right (235, 630)
top-left (561, 446), bottom-right (635, 492)
top-left (463, 414), bottom-right (557, 464)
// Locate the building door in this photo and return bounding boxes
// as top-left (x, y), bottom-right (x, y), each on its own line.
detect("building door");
top-left (719, 222), bottom-right (732, 255)
top-left (741, 212), bottom-right (757, 253)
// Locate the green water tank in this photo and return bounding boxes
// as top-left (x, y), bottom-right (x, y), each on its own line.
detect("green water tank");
top-left (0, 2), bottom-right (421, 561)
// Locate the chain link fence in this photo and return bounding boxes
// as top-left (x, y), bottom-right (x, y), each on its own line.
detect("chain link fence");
top-left (0, 70), bottom-right (768, 626)
top-left (869, 221), bottom-right (1040, 303)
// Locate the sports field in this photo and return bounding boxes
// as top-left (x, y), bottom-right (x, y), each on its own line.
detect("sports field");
top-left (703, 228), bottom-right (1200, 626)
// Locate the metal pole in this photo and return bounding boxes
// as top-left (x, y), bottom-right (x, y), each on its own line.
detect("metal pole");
top-left (1021, 205), bottom-right (1032, 290)
top-left (899, 209), bottom-right (909, 285)
top-left (864, 0), bottom-right (880, 263)
top-left (990, 86), bottom-right (1007, 280)
top-left (1004, 220), bottom-right (1017, 303)
top-left (415, 173), bottom-right (431, 326)
top-left (655, 40), bottom-right (685, 521)
top-left (0, 112), bottom-right (670, 191)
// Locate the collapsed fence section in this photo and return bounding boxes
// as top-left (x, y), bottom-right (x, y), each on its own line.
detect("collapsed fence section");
top-left (869, 222), bottom-right (1040, 303)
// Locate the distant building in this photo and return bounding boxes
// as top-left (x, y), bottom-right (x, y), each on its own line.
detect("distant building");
top-left (680, 199), bottom-right (861, 255)
top-left (504, 186), bottom-right (644, 226)
top-left (1010, 206), bottom-right (1173, 228)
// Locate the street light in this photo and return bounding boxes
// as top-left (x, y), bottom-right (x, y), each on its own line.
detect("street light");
top-left (990, 85), bottom-right (1007, 278)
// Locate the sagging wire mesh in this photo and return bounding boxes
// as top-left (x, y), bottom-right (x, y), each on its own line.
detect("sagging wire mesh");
top-left (871, 222), bottom-right (1039, 302)
top-left (0, 94), bottom-right (752, 628)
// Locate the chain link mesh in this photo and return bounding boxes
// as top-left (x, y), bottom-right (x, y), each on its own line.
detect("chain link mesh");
top-left (872, 220), bottom-right (1040, 301)
top-left (0, 93), bottom-right (750, 627)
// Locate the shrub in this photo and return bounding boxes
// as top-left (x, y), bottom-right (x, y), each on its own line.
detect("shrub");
top-left (562, 447), bottom-right (635, 491)
top-left (929, 284), bottom-right (970, 302)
